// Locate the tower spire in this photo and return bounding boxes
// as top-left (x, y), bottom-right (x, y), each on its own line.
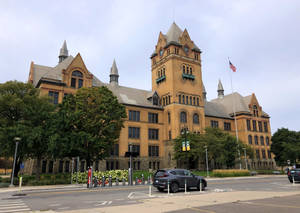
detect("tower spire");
top-left (202, 84), bottom-right (207, 101)
top-left (110, 59), bottom-right (119, 85)
top-left (217, 79), bottom-right (224, 99)
top-left (59, 40), bottom-right (69, 63)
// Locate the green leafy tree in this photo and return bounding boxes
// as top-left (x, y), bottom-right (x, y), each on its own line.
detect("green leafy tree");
top-left (271, 128), bottom-right (300, 167)
top-left (49, 86), bottom-right (126, 167)
top-left (0, 81), bottom-right (55, 179)
top-left (174, 127), bottom-right (253, 169)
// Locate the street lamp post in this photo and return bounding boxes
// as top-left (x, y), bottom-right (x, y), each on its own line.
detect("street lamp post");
top-left (181, 128), bottom-right (189, 169)
top-left (10, 137), bottom-right (21, 187)
top-left (129, 143), bottom-right (133, 185)
top-left (243, 148), bottom-right (248, 170)
top-left (204, 145), bottom-right (209, 177)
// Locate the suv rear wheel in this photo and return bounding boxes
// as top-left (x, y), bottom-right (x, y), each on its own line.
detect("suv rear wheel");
top-left (170, 182), bottom-right (179, 193)
top-left (197, 181), bottom-right (205, 191)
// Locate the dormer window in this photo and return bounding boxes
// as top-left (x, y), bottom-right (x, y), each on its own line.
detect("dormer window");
top-left (71, 70), bottom-right (83, 88)
top-left (153, 96), bottom-right (159, 105)
top-left (159, 49), bottom-right (163, 56)
top-left (184, 45), bottom-right (189, 54)
top-left (253, 105), bottom-right (258, 117)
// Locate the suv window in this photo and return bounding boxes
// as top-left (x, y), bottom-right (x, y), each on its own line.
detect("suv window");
top-left (184, 170), bottom-right (192, 176)
top-left (155, 170), bottom-right (166, 177)
top-left (170, 171), bottom-right (176, 175)
top-left (175, 170), bottom-right (185, 176)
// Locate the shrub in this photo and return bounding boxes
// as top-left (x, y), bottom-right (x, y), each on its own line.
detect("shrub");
top-left (212, 169), bottom-right (250, 177)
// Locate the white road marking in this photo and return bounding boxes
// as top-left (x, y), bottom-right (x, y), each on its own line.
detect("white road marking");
top-left (94, 201), bottom-right (107, 206)
top-left (0, 208), bottom-right (31, 213)
top-left (57, 206), bottom-right (70, 210)
top-left (0, 203), bottom-right (26, 207)
top-left (49, 203), bottom-right (61, 207)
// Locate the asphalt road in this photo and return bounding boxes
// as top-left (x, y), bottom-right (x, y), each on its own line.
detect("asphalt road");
top-left (0, 175), bottom-right (299, 212)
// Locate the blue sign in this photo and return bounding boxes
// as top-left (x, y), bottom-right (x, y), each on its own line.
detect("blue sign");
top-left (20, 163), bottom-right (24, 170)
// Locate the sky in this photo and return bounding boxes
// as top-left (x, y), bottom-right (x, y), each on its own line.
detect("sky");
top-left (0, 0), bottom-right (299, 134)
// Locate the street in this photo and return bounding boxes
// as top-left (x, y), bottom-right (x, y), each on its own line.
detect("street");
top-left (0, 175), bottom-right (299, 212)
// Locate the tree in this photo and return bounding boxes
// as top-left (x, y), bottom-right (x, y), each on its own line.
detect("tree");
top-left (0, 81), bottom-right (55, 179)
top-left (271, 128), bottom-right (300, 168)
top-left (174, 127), bottom-right (253, 169)
top-left (49, 86), bottom-right (126, 167)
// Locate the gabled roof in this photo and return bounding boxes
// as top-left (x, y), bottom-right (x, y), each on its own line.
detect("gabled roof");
top-left (32, 56), bottom-right (74, 87)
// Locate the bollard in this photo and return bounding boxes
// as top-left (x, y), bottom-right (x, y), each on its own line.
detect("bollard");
top-left (122, 178), bottom-right (126, 186)
top-left (142, 174), bottom-right (145, 185)
top-left (19, 176), bottom-right (22, 192)
top-left (199, 179), bottom-right (202, 192)
top-left (293, 175), bottom-right (295, 185)
top-left (167, 180), bottom-right (170, 195)
top-left (184, 179), bottom-right (187, 194)
top-left (149, 184), bottom-right (152, 197)
top-left (109, 175), bottom-right (112, 187)
top-left (135, 177), bottom-right (138, 185)
top-left (93, 177), bottom-right (98, 188)
top-left (116, 178), bottom-right (119, 186)
top-left (101, 176), bottom-right (105, 187)
top-left (147, 176), bottom-right (151, 185)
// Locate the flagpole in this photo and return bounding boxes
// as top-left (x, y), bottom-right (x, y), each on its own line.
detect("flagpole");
top-left (228, 57), bottom-right (242, 170)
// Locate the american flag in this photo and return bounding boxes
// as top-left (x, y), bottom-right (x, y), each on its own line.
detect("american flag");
top-left (229, 60), bottom-right (237, 72)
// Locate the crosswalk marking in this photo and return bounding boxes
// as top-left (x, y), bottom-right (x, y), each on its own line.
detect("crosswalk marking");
top-left (0, 199), bottom-right (31, 213)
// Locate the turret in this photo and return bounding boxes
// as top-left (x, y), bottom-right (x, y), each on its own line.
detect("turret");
top-left (110, 59), bottom-right (119, 85)
top-left (59, 40), bottom-right (68, 63)
top-left (217, 79), bottom-right (224, 99)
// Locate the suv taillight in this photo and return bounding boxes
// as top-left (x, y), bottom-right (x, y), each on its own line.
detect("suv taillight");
top-left (288, 171), bottom-right (291, 176)
top-left (163, 173), bottom-right (169, 177)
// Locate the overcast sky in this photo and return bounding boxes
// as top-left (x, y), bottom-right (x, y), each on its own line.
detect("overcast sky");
top-left (1, 0), bottom-right (299, 134)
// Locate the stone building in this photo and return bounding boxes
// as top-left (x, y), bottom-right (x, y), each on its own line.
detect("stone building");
top-left (25, 23), bottom-right (275, 174)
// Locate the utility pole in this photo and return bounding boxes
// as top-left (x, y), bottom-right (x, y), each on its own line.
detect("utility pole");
top-left (204, 145), bottom-right (209, 177)
top-left (10, 137), bottom-right (21, 187)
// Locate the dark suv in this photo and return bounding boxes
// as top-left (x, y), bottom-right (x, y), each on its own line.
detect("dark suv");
top-left (288, 168), bottom-right (300, 183)
top-left (153, 169), bottom-right (207, 193)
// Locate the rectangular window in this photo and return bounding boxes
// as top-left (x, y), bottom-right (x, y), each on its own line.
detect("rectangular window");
top-left (48, 161), bottom-right (53, 173)
top-left (148, 128), bottom-right (159, 140)
top-left (169, 130), bottom-right (172, 140)
top-left (78, 79), bottom-right (83, 88)
top-left (262, 150), bottom-right (266, 159)
top-left (224, 122), bottom-right (231, 131)
top-left (129, 110), bottom-right (140, 121)
top-left (128, 145), bottom-right (140, 156)
top-left (179, 95), bottom-right (181, 104)
top-left (256, 150), bottom-right (260, 159)
top-left (65, 161), bottom-right (70, 173)
top-left (168, 112), bottom-right (171, 124)
top-left (110, 144), bottom-right (119, 156)
top-left (258, 121), bottom-right (262, 132)
top-left (247, 120), bottom-right (251, 131)
top-left (71, 78), bottom-right (76, 88)
top-left (42, 160), bottom-right (47, 173)
top-left (148, 112), bottom-right (158, 123)
top-left (193, 97), bottom-right (195, 105)
top-left (48, 91), bottom-right (59, 105)
top-left (197, 97), bottom-right (199, 106)
top-left (264, 122), bottom-right (268, 132)
top-left (128, 127), bottom-right (140, 139)
top-left (210, 120), bottom-right (219, 128)
top-left (252, 120), bottom-right (257, 131)
top-left (148, 145), bottom-right (159, 157)
top-left (267, 150), bottom-right (271, 158)
top-left (186, 96), bottom-right (188, 105)
top-left (59, 160), bottom-right (64, 173)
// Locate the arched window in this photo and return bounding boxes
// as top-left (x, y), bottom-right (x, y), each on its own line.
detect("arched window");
top-left (190, 96), bottom-right (192, 105)
top-left (190, 67), bottom-right (193, 75)
top-left (71, 70), bottom-right (83, 88)
top-left (260, 136), bottom-right (264, 145)
top-left (254, 135), bottom-right (258, 145)
top-left (163, 68), bottom-right (165, 76)
top-left (186, 96), bottom-right (188, 105)
top-left (248, 135), bottom-right (252, 144)
top-left (266, 136), bottom-right (270, 146)
top-left (179, 95), bottom-right (181, 104)
top-left (153, 95), bottom-right (159, 105)
top-left (182, 65), bottom-right (186, 74)
top-left (180, 111), bottom-right (187, 123)
top-left (193, 113), bottom-right (199, 124)
top-left (182, 95), bottom-right (185, 104)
